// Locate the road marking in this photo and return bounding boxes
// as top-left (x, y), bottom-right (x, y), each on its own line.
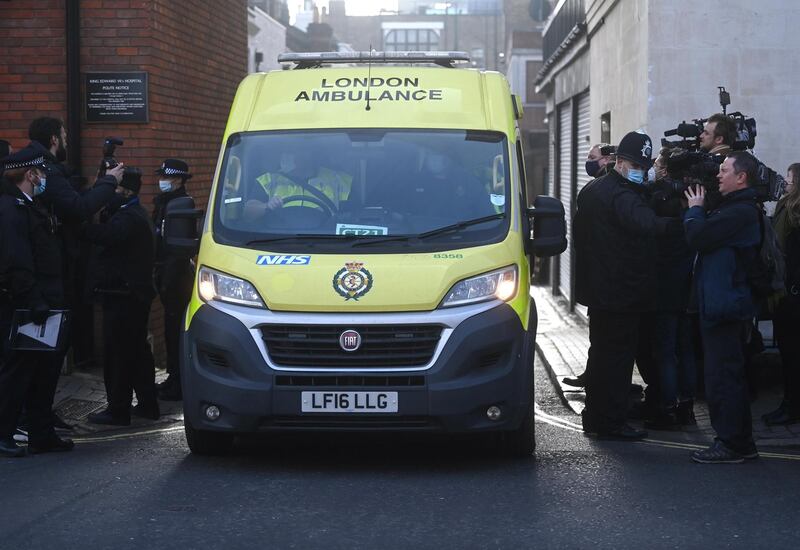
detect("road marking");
top-left (534, 405), bottom-right (800, 461)
top-left (69, 409), bottom-right (800, 462)
top-left (72, 425), bottom-right (184, 443)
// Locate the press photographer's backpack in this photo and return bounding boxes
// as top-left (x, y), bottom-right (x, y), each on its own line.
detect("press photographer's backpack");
top-left (745, 205), bottom-right (786, 303)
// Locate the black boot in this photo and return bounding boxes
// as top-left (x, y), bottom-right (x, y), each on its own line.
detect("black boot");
top-left (158, 380), bottom-right (182, 401)
top-left (132, 402), bottom-right (160, 420)
top-left (645, 406), bottom-right (680, 430)
top-left (763, 400), bottom-right (800, 426)
top-left (676, 400), bottom-right (697, 426)
top-left (0, 437), bottom-right (26, 458)
top-left (28, 433), bottom-right (75, 454)
top-left (87, 408), bottom-right (131, 426)
top-left (563, 373), bottom-right (586, 388)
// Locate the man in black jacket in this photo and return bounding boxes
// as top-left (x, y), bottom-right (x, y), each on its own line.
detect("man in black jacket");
top-left (684, 152), bottom-right (761, 463)
top-left (574, 131), bottom-right (680, 440)
top-left (85, 168), bottom-right (159, 426)
top-left (0, 148), bottom-right (75, 456)
top-left (26, 118), bottom-right (122, 431)
top-left (153, 159), bottom-right (195, 401)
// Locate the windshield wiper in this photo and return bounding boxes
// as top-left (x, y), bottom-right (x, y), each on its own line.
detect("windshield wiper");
top-left (246, 234), bottom-right (359, 246)
top-left (352, 213), bottom-right (505, 248)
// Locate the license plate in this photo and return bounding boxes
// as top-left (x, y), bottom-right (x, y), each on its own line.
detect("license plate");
top-left (301, 391), bottom-right (398, 413)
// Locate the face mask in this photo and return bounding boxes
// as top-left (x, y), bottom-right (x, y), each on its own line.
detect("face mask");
top-left (647, 166), bottom-right (657, 183)
top-left (585, 160), bottom-right (600, 177)
top-left (626, 167), bottom-right (645, 185)
top-left (33, 176), bottom-right (47, 196)
top-left (159, 180), bottom-right (173, 192)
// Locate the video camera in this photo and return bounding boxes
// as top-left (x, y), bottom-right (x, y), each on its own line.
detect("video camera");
top-left (660, 87), bottom-right (779, 202)
top-left (99, 136), bottom-right (123, 177)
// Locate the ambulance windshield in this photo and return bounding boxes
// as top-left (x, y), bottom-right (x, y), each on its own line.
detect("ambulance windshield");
top-left (214, 129), bottom-right (510, 251)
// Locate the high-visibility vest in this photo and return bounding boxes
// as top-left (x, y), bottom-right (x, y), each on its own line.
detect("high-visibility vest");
top-left (256, 168), bottom-right (352, 209)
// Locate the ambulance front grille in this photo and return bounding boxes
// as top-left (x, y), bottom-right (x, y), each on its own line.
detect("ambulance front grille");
top-left (261, 325), bottom-right (442, 368)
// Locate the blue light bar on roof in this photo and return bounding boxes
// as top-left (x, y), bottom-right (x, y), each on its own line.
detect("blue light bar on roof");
top-left (278, 51), bottom-right (471, 66)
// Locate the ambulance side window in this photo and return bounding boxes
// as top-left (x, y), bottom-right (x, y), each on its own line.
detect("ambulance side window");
top-left (516, 140), bottom-right (529, 208)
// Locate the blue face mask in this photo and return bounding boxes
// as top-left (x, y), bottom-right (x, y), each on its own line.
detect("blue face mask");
top-left (626, 168), bottom-right (645, 185)
top-left (33, 176), bottom-right (47, 196)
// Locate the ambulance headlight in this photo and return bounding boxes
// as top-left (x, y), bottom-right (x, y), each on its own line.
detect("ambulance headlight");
top-left (441, 265), bottom-right (518, 308)
top-left (198, 266), bottom-right (266, 308)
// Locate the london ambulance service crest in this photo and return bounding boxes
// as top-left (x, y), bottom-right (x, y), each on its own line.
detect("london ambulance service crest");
top-left (332, 261), bottom-right (373, 301)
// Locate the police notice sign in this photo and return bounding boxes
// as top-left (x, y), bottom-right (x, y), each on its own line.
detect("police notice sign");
top-left (85, 71), bottom-right (149, 123)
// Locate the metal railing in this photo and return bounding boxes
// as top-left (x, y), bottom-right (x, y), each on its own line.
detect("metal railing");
top-left (542, 0), bottom-right (586, 66)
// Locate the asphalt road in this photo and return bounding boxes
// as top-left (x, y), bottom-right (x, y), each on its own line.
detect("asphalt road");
top-left (1, 362), bottom-right (799, 550)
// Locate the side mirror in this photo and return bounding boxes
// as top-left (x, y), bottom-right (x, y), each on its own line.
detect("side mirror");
top-left (164, 196), bottom-right (203, 258)
top-left (527, 195), bottom-right (567, 258)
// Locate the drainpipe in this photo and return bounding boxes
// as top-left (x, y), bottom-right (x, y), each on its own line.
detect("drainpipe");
top-left (66, 0), bottom-right (82, 175)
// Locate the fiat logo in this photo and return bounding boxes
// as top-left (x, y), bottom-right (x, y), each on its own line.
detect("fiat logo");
top-left (339, 329), bottom-right (361, 352)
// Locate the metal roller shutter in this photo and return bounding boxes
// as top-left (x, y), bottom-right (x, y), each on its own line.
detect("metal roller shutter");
top-left (574, 91), bottom-right (591, 317)
top-left (576, 92), bottom-right (591, 194)
top-left (557, 102), bottom-right (572, 302)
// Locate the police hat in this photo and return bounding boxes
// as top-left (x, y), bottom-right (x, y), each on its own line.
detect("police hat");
top-left (615, 131), bottom-right (654, 169)
top-left (120, 167), bottom-right (142, 194)
top-left (155, 158), bottom-right (192, 179)
top-left (1, 144), bottom-right (47, 172)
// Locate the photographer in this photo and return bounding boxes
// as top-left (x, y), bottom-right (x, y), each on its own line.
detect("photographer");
top-left (28, 118), bottom-right (120, 222)
top-left (684, 152), bottom-right (761, 463)
top-left (699, 113), bottom-right (737, 157)
top-left (585, 143), bottom-right (616, 179)
top-left (85, 168), bottom-right (159, 426)
top-left (645, 147), bottom-right (697, 429)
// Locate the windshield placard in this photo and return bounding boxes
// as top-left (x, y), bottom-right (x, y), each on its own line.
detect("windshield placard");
top-left (336, 224), bottom-right (389, 236)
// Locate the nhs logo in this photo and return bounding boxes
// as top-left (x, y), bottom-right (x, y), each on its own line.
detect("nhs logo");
top-left (256, 255), bottom-right (311, 266)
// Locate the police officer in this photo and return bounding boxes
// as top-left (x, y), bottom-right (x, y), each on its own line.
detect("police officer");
top-left (85, 168), bottom-right (159, 426)
top-left (0, 147), bottom-right (75, 456)
top-left (27, 117), bottom-right (121, 430)
top-left (573, 131), bottom-right (681, 440)
top-left (153, 159), bottom-right (195, 401)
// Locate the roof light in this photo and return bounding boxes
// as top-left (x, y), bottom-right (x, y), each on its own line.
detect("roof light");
top-left (278, 51), bottom-right (471, 68)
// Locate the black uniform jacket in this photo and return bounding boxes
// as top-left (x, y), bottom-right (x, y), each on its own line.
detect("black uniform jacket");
top-left (152, 186), bottom-right (194, 306)
top-left (0, 182), bottom-right (64, 310)
top-left (29, 141), bottom-right (118, 305)
top-left (83, 197), bottom-right (157, 303)
top-left (574, 169), bottom-right (679, 312)
top-left (30, 141), bottom-right (117, 223)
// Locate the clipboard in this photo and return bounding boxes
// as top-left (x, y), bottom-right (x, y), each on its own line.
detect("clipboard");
top-left (9, 309), bottom-right (71, 352)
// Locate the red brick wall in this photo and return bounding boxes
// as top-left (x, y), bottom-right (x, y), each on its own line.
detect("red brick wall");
top-left (0, 0), bottom-right (247, 368)
top-left (0, 0), bottom-right (68, 145)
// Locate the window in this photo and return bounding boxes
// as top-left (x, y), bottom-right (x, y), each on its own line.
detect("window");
top-left (214, 129), bottom-right (510, 253)
top-left (600, 112), bottom-right (611, 144)
top-left (384, 29), bottom-right (440, 52)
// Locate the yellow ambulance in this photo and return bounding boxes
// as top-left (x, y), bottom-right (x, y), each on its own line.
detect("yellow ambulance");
top-left (168, 52), bottom-right (566, 456)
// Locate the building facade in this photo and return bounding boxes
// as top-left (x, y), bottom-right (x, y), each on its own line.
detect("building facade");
top-left (323, 0), bottom-right (506, 71)
top-left (0, 0), bottom-right (248, 365)
top-left (536, 0), bottom-right (800, 309)
top-left (248, 3), bottom-right (288, 72)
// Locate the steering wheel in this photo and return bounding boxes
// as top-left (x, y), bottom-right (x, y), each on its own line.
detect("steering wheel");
top-left (281, 194), bottom-right (336, 218)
